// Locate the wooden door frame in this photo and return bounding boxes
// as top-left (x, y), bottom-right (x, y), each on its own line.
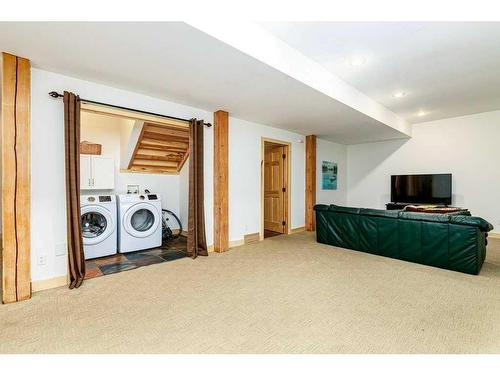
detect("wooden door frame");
top-left (260, 137), bottom-right (291, 240)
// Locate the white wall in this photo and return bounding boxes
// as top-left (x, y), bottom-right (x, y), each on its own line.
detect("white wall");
top-left (27, 67), bottom-right (500, 285)
top-left (30, 68), bottom-right (316, 283)
top-left (228, 117), bottom-right (306, 241)
top-left (316, 138), bottom-right (347, 206)
top-left (36, 65), bottom-right (500, 285)
top-left (347, 110), bottom-right (500, 233)
top-left (31, 68), bottom-right (213, 282)
top-left (80, 112), bottom-right (181, 215)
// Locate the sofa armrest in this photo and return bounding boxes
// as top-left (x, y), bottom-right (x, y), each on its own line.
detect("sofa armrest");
top-left (449, 216), bottom-right (494, 232)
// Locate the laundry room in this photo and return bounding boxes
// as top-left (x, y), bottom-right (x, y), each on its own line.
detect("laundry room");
top-left (79, 106), bottom-right (190, 279)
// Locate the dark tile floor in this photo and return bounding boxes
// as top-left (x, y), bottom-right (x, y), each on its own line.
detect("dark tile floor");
top-left (85, 236), bottom-right (188, 280)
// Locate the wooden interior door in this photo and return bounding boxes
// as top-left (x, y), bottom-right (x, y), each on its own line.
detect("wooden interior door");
top-left (264, 144), bottom-right (285, 233)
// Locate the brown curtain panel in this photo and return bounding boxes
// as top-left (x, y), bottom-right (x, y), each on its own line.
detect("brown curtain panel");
top-left (187, 119), bottom-right (208, 258)
top-left (64, 92), bottom-right (86, 288)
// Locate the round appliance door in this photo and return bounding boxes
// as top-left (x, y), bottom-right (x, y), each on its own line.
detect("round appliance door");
top-left (123, 202), bottom-right (161, 238)
top-left (81, 205), bottom-right (115, 245)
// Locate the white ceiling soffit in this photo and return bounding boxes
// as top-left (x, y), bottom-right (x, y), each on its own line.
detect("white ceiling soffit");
top-left (259, 22), bottom-right (500, 124)
top-left (189, 21), bottom-right (410, 137)
top-left (0, 22), bottom-right (409, 144)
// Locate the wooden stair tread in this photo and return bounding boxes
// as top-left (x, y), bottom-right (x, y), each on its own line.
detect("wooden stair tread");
top-left (126, 122), bottom-right (190, 174)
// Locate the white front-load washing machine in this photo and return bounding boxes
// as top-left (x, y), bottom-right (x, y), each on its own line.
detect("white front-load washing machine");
top-left (117, 193), bottom-right (162, 253)
top-left (80, 194), bottom-right (117, 259)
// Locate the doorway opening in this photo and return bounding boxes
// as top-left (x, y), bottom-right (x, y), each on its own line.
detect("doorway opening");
top-left (261, 138), bottom-right (291, 239)
top-left (78, 104), bottom-right (189, 280)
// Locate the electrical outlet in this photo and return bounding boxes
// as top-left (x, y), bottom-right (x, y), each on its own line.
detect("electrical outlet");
top-left (55, 243), bottom-right (67, 256)
top-left (37, 254), bottom-right (47, 266)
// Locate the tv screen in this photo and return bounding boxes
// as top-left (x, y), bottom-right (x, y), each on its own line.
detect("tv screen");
top-left (391, 174), bottom-right (452, 205)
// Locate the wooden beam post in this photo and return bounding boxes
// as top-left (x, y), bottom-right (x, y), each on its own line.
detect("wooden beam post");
top-left (213, 110), bottom-right (229, 253)
top-left (305, 135), bottom-right (316, 231)
top-left (2, 52), bottom-right (31, 303)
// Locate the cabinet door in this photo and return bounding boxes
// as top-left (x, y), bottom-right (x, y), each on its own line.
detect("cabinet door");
top-left (91, 156), bottom-right (115, 189)
top-left (80, 155), bottom-right (92, 190)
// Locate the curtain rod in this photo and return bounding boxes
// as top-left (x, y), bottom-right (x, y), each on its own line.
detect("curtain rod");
top-left (48, 91), bottom-right (212, 127)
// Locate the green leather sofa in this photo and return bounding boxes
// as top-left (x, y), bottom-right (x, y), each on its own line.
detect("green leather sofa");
top-left (314, 204), bottom-right (493, 275)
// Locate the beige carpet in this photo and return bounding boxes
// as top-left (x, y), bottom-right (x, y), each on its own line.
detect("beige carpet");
top-left (1, 232), bottom-right (499, 354)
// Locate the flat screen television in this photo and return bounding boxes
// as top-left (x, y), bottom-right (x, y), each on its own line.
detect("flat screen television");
top-left (391, 173), bottom-right (452, 205)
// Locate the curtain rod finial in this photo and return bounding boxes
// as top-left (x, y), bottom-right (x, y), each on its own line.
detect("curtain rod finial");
top-left (49, 91), bottom-right (62, 98)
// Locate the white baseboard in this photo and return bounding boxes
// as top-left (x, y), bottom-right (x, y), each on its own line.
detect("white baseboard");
top-left (229, 239), bottom-right (245, 248)
top-left (227, 228), bottom-right (306, 249)
top-left (31, 275), bottom-right (68, 292)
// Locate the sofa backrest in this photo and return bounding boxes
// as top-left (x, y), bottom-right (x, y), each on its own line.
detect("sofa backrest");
top-left (313, 204), bottom-right (493, 231)
top-left (398, 211), bottom-right (450, 223)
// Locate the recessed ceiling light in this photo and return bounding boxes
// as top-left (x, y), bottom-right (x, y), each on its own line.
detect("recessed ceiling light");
top-left (348, 57), bottom-right (366, 67)
top-left (392, 91), bottom-right (407, 98)
top-left (416, 110), bottom-right (427, 117)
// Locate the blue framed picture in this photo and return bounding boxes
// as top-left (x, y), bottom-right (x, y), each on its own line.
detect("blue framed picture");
top-left (322, 161), bottom-right (337, 190)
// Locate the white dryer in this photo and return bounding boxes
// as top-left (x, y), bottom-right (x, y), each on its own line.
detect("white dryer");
top-left (117, 193), bottom-right (162, 253)
top-left (80, 194), bottom-right (117, 259)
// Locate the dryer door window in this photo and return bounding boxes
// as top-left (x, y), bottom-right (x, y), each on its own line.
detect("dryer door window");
top-left (81, 205), bottom-right (115, 245)
top-left (130, 209), bottom-right (155, 232)
top-left (123, 202), bottom-right (161, 238)
top-left (82, 212), bottom-right (108, 238)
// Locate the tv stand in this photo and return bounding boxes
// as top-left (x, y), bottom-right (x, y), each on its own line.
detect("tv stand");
top-left (386, 202), bottom-right (411, 210)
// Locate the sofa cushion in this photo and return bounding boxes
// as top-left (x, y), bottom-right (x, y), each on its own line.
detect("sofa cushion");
top-left (358, 215), bottom-right (378, 254)
top-left (398, 219), bottom-right (422, 262)
top-left (317, 208), bottom-right (360, 249)
top-left (377, 217), bottom-right (399, 258)
top-left (421, 221), bottom-right (449, 268)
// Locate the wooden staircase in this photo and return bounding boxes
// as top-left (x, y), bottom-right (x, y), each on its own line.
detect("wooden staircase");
top-left (127, 122), bottom-right (189, 174)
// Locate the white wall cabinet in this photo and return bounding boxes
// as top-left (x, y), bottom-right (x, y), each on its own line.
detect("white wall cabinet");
top-left (80, 155), bottom-right (115, 190)
top-left (80, 155), bottom-right (92, 190)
